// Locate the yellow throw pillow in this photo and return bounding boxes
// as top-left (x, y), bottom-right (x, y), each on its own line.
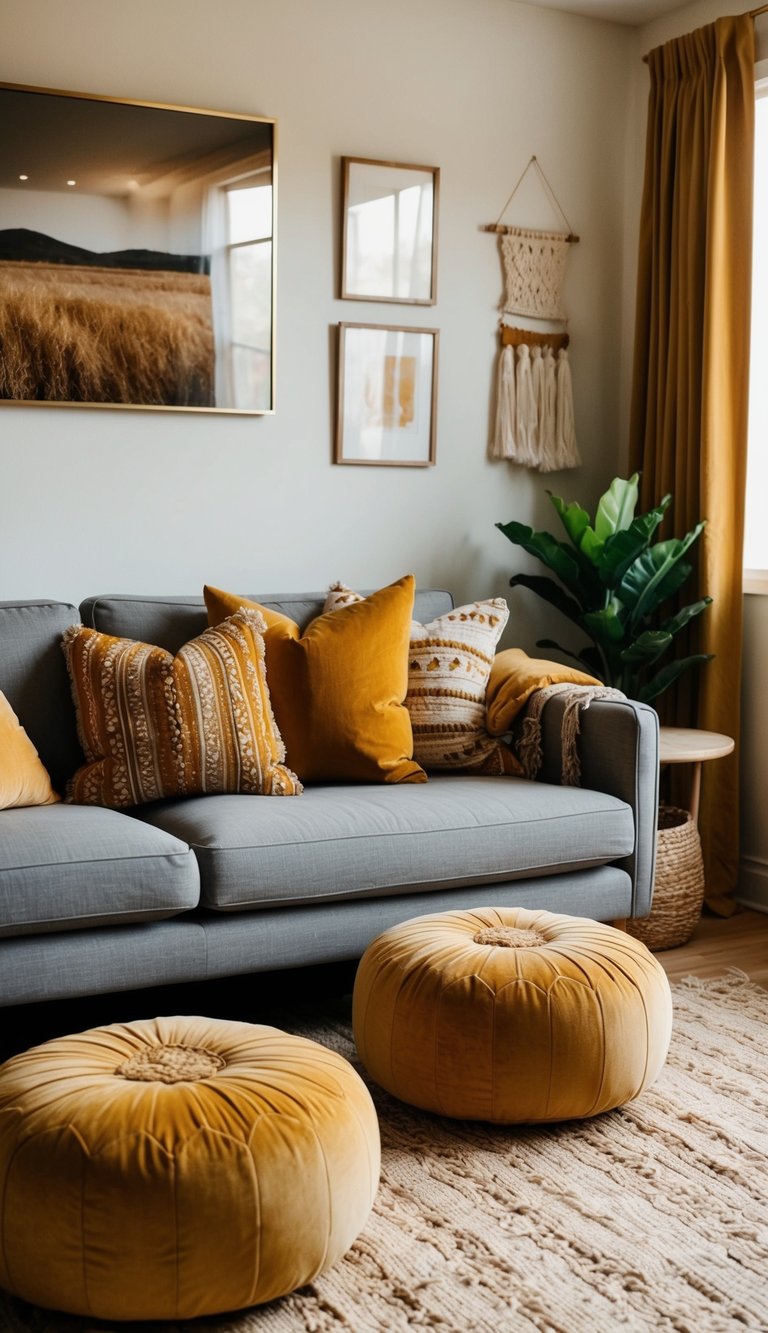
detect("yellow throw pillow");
top-left (204, 576), bottom-right (426, 784)
top-left (485, 648), bottom-right (601, 736)
top-left (62, 608), bottom-right (301, 809)
top-left (323, 584), bottom-right (518, 775)
top-left (0, 691), bottom-right (60, 810)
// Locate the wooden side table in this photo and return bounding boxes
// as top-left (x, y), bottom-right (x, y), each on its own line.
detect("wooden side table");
top-left (658, 727), bottom-right (735, 826)
top-left (628, 727), bottom-right (735, 951)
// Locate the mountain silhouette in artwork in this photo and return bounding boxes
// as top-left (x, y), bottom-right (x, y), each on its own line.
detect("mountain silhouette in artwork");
top-left (0, 228), bottom-right (210, 276)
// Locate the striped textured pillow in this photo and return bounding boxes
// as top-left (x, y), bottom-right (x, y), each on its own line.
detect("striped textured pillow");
top-left (324, 585), bottom-right (519, 774)
top-left (62, 608), bottom-right (301, 808)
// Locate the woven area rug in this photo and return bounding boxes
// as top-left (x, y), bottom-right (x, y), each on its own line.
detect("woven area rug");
top-left (2, 972), bottom-right (767, 1333)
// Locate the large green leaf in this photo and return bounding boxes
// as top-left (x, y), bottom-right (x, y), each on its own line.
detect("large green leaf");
top-left (508, 573), bottom-right (585, 627)
top-left (638, 653), bottom-right (714, 703)
top-left (619, 629), bottom-right (672, 666)
top-left (619, 522), bottom-right (706, 626)
top-left (661, 596), bottom-right (712, 638)
top-left (496, 520), bottom-right (584, 595)
top-left (582, 598), bottom-right (627, 645)
top-left (594, 473), bottom-right (639, 541)
top-left (596, 496), bottom-right (672, 588)
top-left (579, 526), bottom-right (605, 566)
top-left (547, 494), bottom-right (592, 550)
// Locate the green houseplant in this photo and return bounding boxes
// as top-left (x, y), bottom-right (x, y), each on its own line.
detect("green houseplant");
top-left (496, 473), bottom-right (712, 703)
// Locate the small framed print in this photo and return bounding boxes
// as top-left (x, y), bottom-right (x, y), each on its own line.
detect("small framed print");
top-left (341, 157), bottom-right (439, 304)
top-left (335, 322), bottom-right (438, 467)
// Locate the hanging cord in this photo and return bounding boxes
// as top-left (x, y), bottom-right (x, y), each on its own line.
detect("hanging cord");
top-left (482, 156), bottom-right (579, 242)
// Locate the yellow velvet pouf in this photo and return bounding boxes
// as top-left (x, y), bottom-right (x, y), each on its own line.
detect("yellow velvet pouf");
top-left (0, 1016), bottom-right (380, 1321)
top-left (354, 907), bottom-right (673, 1123)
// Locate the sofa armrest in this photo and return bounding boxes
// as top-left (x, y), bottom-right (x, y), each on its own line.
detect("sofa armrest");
top-left (534, 695), bottom-right (659, 918)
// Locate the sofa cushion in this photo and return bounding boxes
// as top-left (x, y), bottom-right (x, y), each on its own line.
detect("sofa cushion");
top-left (138, 775), bottom-right (635, 912)
top-left (0, 691), bottom-right (60, 810)
top-left (204, 577), bottom-right (426, 785)
top-left (80, 590), bottom-right (455, 656)
top-left (0, 601), bottom-right (83, 792)
top-left (62, 610), bottom-right (301, 808)
top-left (0, 805), bottom-right (200, 938)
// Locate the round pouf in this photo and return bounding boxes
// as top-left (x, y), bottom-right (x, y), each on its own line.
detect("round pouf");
top-left (354, 907), bottom-right (673, 1123)
top-left (0, 1016), bottom-right (380, 1321)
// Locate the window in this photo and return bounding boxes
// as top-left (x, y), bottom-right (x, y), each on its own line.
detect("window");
top-left (744, 73), bottom-right (768, 584)
top-left (224, 181), bottom-right (273, 409)
top-left (205, 170), bottom-right (273, 412)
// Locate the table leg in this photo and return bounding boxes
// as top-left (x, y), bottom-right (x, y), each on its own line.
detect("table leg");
top-left (689, 762), bottom-right (702, 827)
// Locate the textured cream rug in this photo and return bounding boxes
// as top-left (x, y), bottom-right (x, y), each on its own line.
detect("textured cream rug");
top-left (2, 973), bottom-right (767, 1333)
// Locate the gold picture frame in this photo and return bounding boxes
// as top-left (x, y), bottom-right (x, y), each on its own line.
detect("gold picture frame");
top-left (341, 157), bottom-right (439, 305)
top-left (335, 322), bottom-right (438, 467)
top-left (0, 81), bottom-right (277, 414)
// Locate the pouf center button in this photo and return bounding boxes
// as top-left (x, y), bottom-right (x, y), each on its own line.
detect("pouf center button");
top-left (472, 926), bottom-right (547, 948)
top-left (115, 1043), bottom-right (226, 1083)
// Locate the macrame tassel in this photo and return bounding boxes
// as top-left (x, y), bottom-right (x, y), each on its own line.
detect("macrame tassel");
top-left (535, 345), bottom-right (558, 472)
top-left (490, 344), bottom-right (517, 459)
top-left (554, 348), bottom-right (581, 470)
top-left (530, 346), bottom-right (543, 463)
top-left (515, 344), bottom-right (537, 466)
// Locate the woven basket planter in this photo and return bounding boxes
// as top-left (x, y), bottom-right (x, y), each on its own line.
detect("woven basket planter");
top-left (628, 805), bottom-right (705, 951)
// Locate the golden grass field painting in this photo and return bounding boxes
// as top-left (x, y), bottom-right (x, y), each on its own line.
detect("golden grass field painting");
top-left (0, 260), bottom-right (215, 407)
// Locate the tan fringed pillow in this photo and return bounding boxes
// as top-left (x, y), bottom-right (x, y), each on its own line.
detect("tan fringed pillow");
top-left (0, 691), bottom-right (60, 810)
top-left (62, 608), bottom-right (301, 809)
top-left (323, 584), bottom-right (519, 775)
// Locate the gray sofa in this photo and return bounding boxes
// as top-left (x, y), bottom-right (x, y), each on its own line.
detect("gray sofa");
top-left (0, 591), bottom-right (659, 1009)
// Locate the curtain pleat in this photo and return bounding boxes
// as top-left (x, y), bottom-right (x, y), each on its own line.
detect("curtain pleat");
top-left (629, 14), bottom-right (755, 908)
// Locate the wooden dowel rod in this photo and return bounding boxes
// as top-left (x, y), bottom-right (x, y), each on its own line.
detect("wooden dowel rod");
top-left (480, 223), bottom-right (579, 243)
top-left (500, 326), bottom-right (570, 351)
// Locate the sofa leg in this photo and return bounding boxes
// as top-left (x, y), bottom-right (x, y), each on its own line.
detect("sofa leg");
top-left (611, 919), bottom-right (628, 932)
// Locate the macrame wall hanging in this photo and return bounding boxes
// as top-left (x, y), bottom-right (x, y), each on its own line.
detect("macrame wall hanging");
top-left (483, 156), bottom-right (580, 472)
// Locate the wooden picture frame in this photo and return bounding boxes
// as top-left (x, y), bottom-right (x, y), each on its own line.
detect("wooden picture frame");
top-left (0, 81), bottom-right (276, 414)
top-left (341, 157), bottom-right (439, 305)
top-left (335, 322), bottom-right (438, 467)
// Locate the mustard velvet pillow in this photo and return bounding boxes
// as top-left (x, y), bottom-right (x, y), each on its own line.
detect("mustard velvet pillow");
top-left (485, 648), bottom-right (601, 736)
top-left (0, 691), bottom-right (60, 810)
top-left (323, 584), bottom-right (518, 775)
top-left (62, 608), bottom-right (301, 809)
top-left (204, 576), bottom-right (426, 785)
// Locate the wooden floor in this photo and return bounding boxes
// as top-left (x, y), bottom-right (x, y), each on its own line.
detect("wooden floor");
top-left (655, 906), bottom-right (768, 987)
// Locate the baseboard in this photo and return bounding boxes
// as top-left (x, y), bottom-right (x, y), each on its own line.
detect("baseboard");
top-left (736, 855), bottom-right (768, 914)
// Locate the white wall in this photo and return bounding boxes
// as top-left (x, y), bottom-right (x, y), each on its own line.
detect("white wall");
top-left (0, 0), bottom-right (633, 651)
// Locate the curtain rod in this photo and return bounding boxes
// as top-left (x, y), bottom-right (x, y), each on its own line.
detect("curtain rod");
top-left (642, 4), bottom-right (768, 63)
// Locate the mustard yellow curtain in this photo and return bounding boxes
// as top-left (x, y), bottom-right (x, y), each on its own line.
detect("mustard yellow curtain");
top-left (629, 14), bottom-right (755, 908)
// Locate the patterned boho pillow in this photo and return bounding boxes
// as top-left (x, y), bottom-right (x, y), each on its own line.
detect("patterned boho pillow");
top-left (62, 608), bottom-right (301, 809)
top-left (323, 584), bottom-right (520, 775)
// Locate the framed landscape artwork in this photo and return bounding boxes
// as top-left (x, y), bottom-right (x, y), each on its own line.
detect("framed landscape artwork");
top-left (335, 322), bottom-right (438, 467)
top-left (0, 82), bottom-right (276, 414)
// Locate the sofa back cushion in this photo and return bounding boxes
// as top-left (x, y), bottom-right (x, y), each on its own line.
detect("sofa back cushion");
top-left (0, 601), bottom-right (83, 792)
top-left (80, 590), bottom-right (455, 654)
